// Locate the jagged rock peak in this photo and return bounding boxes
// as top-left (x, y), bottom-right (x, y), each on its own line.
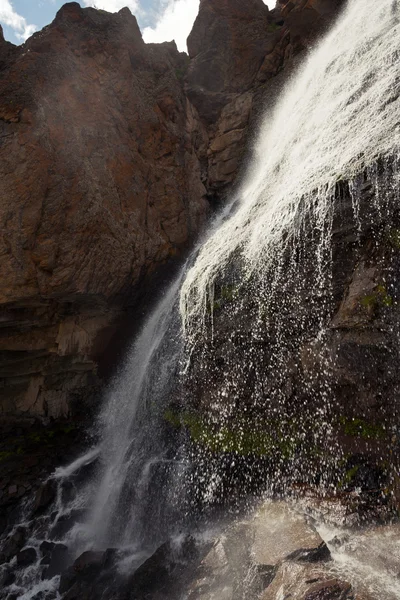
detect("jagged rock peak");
top-left (197, 0), bottom-right (269, 18)
top-left (53, 2), bottom-right (143, 43)
top-left (188, 0), bottom-right (270, 59)
top-left (186, 0), bottom-right (273, 123)
top-left (55, 2), bottom-right (84, 22)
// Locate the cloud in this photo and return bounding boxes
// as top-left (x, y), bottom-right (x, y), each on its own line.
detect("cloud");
top-left (82, 0), bottom-right (140, 13)
top-left (142, 0), bottom-right (200, 52)
top-left (0, 0), bottom-right (36, 40)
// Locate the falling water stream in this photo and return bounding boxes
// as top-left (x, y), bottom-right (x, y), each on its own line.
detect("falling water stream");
top-left (3, 0), bottom-right (400, 598)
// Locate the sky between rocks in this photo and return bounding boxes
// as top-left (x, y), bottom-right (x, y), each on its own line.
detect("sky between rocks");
top-left (0, 0), bottom-right (200, 52)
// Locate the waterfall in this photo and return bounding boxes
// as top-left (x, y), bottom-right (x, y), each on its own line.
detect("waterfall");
top-left (5, 1), bottom-right (400, 597)
top-left (180, 0), bottom-right (400, 339)
top-left (55, 0), bottom-right (400, 552)
top-left (83, 0), bottom-right (400, 551)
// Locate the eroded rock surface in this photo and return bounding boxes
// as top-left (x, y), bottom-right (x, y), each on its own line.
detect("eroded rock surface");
top-left (187, 0), bottom-right (346, 194)
top-left (0, 0), bottom-right (344, 421)
top-left (0, 2), bottom-right (208, 420)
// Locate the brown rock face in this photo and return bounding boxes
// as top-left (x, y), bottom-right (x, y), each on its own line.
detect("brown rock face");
top-left (187, 0), bottom-right (345, 195)
top-left (0, 0), bottom-right (345, 420)
top-left (0, 3), bottom-right (208, 419)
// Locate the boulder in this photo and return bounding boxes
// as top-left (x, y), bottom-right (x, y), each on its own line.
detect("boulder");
top-left (0, 526), bottom-right (27, 563)
top-left (261, 563), bottom-right (355, 600)
top-left (73, 550), bottom-right (104, 572)
top-left (34, 480), bottom-right (57, 514)
top-left (39, 540), bottom-right (55, 556)
top-left (251, 501), bottom-right (328, 566)
top-left (187, 501), bottom-right (331, 600)
top-left (16, 547), bottom-right (37, 567)
top-left (42, 543), bottom-right (69, 580)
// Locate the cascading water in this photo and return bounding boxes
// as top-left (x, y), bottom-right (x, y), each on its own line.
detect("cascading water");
top-left (4, 1), bottom-right (400, 598)
top-left (180, 0), bottom-right (400, 336)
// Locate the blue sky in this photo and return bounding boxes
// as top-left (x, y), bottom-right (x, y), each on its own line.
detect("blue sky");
top-left (0, 0), bottom-right (201, 51)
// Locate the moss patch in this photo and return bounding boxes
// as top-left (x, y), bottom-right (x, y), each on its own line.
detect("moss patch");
top-left (0, 422), bottom-right (78, 463)
top-left (166, 409), bottom-right (306, 459)
top-left (360, 284), bottom-right (393, 311)
top-left (210, 284), bottom-right (240, 313)
top-left (387, 228), bottom-right (400, 250)
top-left (339, 415), bottom-right (386, 440)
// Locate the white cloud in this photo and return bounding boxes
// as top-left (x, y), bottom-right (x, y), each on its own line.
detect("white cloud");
top-left (82, 0), bottom-right (140, 13)
top-left (142, 0), bottom-right (199, 52)
top-left (0, 0), bottom-right (36, 40)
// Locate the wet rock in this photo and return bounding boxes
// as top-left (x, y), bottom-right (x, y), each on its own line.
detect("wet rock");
top-left (16, 547), bottom-right (37, 567)
top-left (102, 548), bottom-right (120, 569)
top-left (128, 537), bottom-right (210, 600)
top-left (59, 548), bottom-right (128, 599)
top-left (49, 509), bottom-right (85, 540)
top-left (42, 543), bottom-right (69, 580)
top-left (0, 565), bottom-right (15, 587)
top-left (73, 550), bottom-right (104, 572)
top-left (31, 593), bottom-right (57, 600)
top-left (59, 567), bottom-right (78, 595)
top-left (252, 502), bottom-right (326, 566)
top-left (39, 540), bottom-right (55, 556)
top-left (187, 501), bottom-right (330, 600)
top-left (261, 563), bottom-right (354, 600)
top-left (0, 526), bottom-right (27, 563)
top-left (286, 542), bottom-right (332, 563)
top-left (33, 479), bottom-right (57, 514)
top-left (303, 579), bottom-right (353, 599)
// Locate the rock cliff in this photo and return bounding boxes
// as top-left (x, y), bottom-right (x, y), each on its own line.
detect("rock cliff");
top-left (0, 0), bottom-right (343, 421)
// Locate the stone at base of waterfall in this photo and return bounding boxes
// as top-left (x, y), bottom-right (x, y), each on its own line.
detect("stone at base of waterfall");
top-left (41, 543), bottom-right (69, 580)
top-left (0, 526), bottom-right (27, 564)
top-left (59, 548), bottom-right (126, 599)
top-left (34, 479), bottom-right (57, 514)
top-left (16, 547), bottom-right (37, 567)
top-left (187, 501), bottom-right (332, 600)
top-left (260, 562), bottom-right (360, 600)
top-left (252, 501), bottom-right (329, 564)
top-left (127, 536), bottom-right (212, 600)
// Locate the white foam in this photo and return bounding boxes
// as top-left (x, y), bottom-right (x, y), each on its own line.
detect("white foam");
top-left (180, 0), bottom-right (400, 341)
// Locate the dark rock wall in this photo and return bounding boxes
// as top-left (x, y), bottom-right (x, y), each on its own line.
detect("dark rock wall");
top-left (171, 160), bottom-right (400, 504)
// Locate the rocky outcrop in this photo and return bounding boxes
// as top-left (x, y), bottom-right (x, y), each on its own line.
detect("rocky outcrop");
top-left (171, 159), bottom-right (400, 511)
top-left (0, 3), bottom-right (208, 420)
top-left (0, 0), bottom-right (345, 421)
top-left (19, 500), bottom-right (380, 600)
top-left (187, 0), bottom-right (345, 195)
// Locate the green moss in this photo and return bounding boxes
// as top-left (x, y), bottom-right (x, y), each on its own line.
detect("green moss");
top-left (164, 408), bottom-right (182, 428)
top-left (387, 228), bottom-right (400, 250)
top-left (376, 284), bottom-right (393, 306)
top-left (360, 284), bottom-right (392, 311)
top-left (165, 409), bottom-right (302, 458)
top-left (0, 450), bottom-right (14, 462)
top-left (267, 22), bottom-right (282, 32)
top-left (339, 416), bottom-right (386, 440)
top-left (337, 464), bottom-right (360, 489)
top-left (208, 284), bottom-right (239, 314)
top-left (360, 293), bottom-right (378, 309)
